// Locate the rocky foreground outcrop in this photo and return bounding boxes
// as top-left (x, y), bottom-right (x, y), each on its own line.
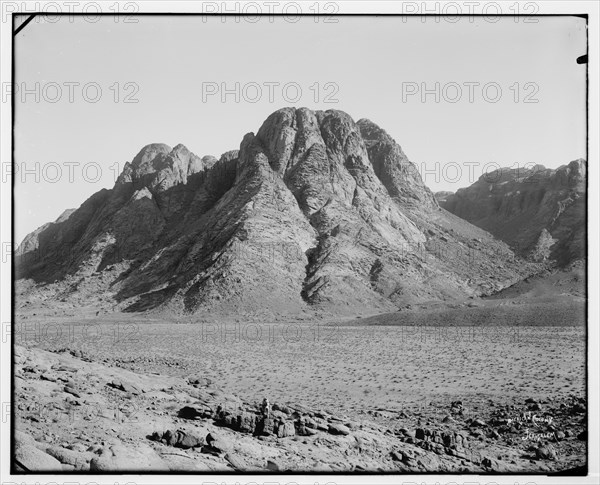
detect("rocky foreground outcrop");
top-left (439, 160), bottom-right (586, 266)
top-left (14, 345), bottom-right (586, 473)
top-left (16, 108), bottom-right (538, 319)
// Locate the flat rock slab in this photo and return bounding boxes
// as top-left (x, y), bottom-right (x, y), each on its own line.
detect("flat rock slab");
top-left (89, 444), bottom-right (169, 471)
top-left (14, 444), bottom-right (65, 472)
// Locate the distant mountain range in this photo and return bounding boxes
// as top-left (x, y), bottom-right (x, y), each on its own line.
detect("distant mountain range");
top-left (436, 160), bottom-right (586, 266)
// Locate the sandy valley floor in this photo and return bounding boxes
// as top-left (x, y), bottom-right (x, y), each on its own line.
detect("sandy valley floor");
top-left (15, 318), bottom-right (586, 413)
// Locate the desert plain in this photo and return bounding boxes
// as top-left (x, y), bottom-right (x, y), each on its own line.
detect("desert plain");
top-left (13, 266), bottom-right (587, 474)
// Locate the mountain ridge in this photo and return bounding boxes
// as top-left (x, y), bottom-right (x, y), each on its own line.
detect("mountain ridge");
top-left (438, 159), bottom-right (586, 266)
top-left (16, 107), bottom-right (539, 319)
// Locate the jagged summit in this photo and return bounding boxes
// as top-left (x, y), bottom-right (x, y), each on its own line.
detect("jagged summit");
top-left (116, 143), bottom-right (206, 193)
top-left (15, 108), bottom-right (537, 318)
top-left (132, 143), bottom-right (172, 165)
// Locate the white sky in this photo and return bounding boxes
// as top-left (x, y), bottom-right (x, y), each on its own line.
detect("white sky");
top-left (13, 14), bottom-right (587, 243)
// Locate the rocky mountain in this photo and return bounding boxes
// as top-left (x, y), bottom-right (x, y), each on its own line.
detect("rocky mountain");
top-left (16, 209), bottom-right (76, 256)
top-left (15, 108), bottom-right (538, 319)
top-left (439, 160), bottom-right (586, 266)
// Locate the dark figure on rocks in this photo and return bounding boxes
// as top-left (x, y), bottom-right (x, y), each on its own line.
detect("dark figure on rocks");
top-left (261, 398), bottom-right (271, 418)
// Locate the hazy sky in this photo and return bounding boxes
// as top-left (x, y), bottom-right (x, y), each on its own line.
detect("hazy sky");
top-left (13, 14), bottom-right (587, 243)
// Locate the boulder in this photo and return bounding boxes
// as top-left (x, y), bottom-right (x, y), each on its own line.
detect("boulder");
top-left (238, 411), bottom-right (258, 433)
top-left (188, 376), bottom-right (213, 388)
top-left (224, 453), bottom-right (248, 470)
top-left (204, 433), bottom-right (233, 454)
top-left (276, 420), bottom-right (296, 438)
top-left (150, 429), bottom-right (204, 449)
top-left (328, 423), bottom-right (351, 436)
top-left (89, 444), bottom-right (169, 471)
top-left (255, 417), bottom-right (276, 436)
top-left (108, 379), bottom-right (140, 395)
top-left (535, 444), bottom-right (558, 461)
top-left (178, 405), bottom-right (211, 420)
top-left (45, 446), bottom-right (92, 469)
top-left (14, 444), bottom-right (64, 471)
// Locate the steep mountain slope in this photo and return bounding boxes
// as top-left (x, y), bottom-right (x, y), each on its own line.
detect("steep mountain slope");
top-left (15, 108), bottom-right (537, 319)
top-left (440, 160), bottom-right (586, 266)
top-left (16, 209), bottom-right (76, 256)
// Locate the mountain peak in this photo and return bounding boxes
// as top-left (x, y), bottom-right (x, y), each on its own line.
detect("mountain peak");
top-left (131, 143), bottom-right (172, 168)
top-left (16, 108), bottom-right (539, 317)
top-left (252, 107), bottom-right (435, 208)
top-left (116, 143), bottom-right (208, 193)
top-left (172, 142), bottom-right (189, 152)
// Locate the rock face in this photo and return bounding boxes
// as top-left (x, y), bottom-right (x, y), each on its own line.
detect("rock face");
top-left (440, 160), bottom-right (586, 266)
top-left (15, 108), bottom-right (536, 318)
top-left (357, 118), bottom-right (438, 208)
top-left (16, 209), bottom-right (75, 256)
